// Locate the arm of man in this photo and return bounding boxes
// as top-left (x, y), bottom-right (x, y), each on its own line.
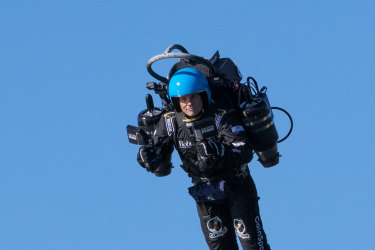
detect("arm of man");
top-left (137, 112), bottom-right (175, 177)
top-left (193, 109), bottom-right (252, 178)
top-left (216, 109), bottom-right (253, 166)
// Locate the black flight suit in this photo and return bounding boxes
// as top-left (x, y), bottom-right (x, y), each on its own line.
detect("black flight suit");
top-left (138, 105), bottom-right (271, 250)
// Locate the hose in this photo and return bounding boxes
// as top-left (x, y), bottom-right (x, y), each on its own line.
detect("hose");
top-left (271, 106), bottom-right (294, 143)
top-left (146, 45), bottom-right (213, 83)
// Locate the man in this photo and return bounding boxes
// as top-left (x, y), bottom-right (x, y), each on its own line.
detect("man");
top-left (137, 67), bottom-right (271, 250)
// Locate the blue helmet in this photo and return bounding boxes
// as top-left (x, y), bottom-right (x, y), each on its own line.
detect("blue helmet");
top-left (168, 68), bottom-right (211, 111)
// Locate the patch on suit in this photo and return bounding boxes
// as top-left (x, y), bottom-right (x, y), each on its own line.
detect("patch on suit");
top-left (207, 216), bottom-right (227, 239)
top-left (234, 219), bottom-right (250, 239)
top-left (231, 125), bottom-right (245, 133)
top-left (164, 112), bottom-right (175, 136)
top-left (214, 113), bottom-right (223, 129)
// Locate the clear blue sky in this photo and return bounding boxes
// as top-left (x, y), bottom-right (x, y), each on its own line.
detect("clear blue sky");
top-left (1, 1), bottom-right (374, 249)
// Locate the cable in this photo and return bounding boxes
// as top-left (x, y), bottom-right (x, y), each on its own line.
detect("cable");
top-left (271, 107), bottom-right (294, 143)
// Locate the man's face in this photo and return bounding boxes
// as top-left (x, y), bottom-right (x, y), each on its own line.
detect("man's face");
top-left (179, 93), bottom-right (203, 117)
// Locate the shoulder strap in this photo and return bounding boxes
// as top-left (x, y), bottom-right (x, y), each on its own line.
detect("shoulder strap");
top-left (214, 108), bottom-right (227, 130)
top-left (163, 111), bottom-right (177, 136)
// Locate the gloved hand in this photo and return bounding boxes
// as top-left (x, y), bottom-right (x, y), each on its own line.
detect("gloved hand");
top-left (194, 140), bottom-right (225, 176)
top-left (137, 145), bottom-right (160, 173)
top-left (196, 140), bottom-right (225, 161)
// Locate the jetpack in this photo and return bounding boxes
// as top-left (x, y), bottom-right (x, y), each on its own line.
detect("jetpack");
top-left (127, 44), bottom-right (293, 168)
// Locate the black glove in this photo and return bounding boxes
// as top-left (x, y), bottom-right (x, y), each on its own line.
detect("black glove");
top-left (196, 140), bottom-right (225, 161)
top-left (137, 145), bottom-right (160, 173)
top-left (194, 141), bottom-right (225, 176)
